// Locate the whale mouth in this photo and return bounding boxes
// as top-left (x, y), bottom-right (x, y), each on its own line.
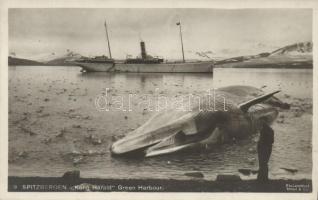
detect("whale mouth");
top-left (110, 130), bottom-right (206, 158)
top-left (143, 130), bottom-right (215, 157)
top-left (145, 143), bottom-right (195, 157)
top-left (110, 142), bottom-right (160, 158)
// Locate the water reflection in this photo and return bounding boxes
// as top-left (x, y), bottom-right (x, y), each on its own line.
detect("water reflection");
top-left (80, 72), bottom-right (214, 93)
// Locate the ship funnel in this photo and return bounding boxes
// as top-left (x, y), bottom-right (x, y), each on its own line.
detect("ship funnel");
top-left (140, 41), bottom-right (147, 59)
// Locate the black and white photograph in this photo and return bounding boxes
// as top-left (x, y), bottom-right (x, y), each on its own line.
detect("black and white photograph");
top-left (2, 5), bottom-right (316, 195)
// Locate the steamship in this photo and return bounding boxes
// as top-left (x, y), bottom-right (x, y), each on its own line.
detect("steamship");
top-left (74, 21), bottom-right (214, 73)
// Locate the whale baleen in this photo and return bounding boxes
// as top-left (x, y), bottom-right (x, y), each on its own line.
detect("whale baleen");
top-left (110, 85), bottom-right (289, 157)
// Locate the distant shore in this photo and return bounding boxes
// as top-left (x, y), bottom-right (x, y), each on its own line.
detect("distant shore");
top-left (8, 176), bottom-right (312, 192)
top-left (215, 60), bottom-right (313, 69)
top-left (9, 62), bottom-right (313, 69)
top-left (215, 63), bottom-right (313, 69)
top-left (8, 63), bottom-right (313, 69)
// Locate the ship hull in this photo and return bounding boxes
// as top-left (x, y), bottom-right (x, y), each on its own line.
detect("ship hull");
top-left (75, 62), bottom-right (214, 73)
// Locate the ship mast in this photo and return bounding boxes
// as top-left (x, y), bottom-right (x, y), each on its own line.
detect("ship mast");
top-left (104, 20), bottom-right (112, 59)
top-left (176, 20), bottom-right (185, 63)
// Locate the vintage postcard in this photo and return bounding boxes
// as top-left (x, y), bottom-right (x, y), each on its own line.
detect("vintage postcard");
top-left (0, 0), bottom-right (317, 200)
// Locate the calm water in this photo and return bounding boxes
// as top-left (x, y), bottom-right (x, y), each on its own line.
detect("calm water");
top-left (9, 66), bottom-right (312, 180)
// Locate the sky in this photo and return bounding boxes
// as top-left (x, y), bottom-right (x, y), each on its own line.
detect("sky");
top-left (9, 8), bottom-right (312, 60)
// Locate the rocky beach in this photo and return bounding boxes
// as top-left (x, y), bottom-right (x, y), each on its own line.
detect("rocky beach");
top-left (8, 66), bottom-right (312, 184)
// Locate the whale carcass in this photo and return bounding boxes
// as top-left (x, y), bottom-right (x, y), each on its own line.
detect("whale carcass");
top-left (110, 85), bottom-right (289, 157)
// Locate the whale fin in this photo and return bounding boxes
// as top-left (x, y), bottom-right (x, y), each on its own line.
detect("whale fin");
top-left (239, 90), bottom-right (280, 112)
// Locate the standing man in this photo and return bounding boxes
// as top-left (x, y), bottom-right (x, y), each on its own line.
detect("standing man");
top-left (257, 118), bottom-right (274, 182)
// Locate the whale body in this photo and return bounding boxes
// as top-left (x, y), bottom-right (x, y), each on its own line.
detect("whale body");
top-left (110, 85), bottom-right (288, 157)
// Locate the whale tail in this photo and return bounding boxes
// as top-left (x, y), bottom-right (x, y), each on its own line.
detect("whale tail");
top-left (239, 90), bottom-right (281, 112)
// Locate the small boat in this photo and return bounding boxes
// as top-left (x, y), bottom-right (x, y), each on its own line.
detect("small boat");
top-left (74, 20), bottom-right (214, 73)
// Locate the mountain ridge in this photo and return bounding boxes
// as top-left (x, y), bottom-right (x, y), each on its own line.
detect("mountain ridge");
top-left (9, 42), bottom-right (313, 68)
top-left (215, 41), bottom-right (312, 68)
top-left (8, 56), bottom-right (45, 66)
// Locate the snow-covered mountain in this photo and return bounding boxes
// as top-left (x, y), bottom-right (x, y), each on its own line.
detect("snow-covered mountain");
top-left (45, 51), bottom-right (83, 65)
top-left (10, 41), bottom-right (312, 68)
top-left (215, 41), bottom-right (313, 68)
top-left (9, 50), bottom-right (85, 66)
top-left (29, 50), bottom-right (83, 64)
top-left (270, 42), bottom-right (312, 56)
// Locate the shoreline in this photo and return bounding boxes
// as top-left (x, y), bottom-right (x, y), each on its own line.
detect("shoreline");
top-left (8, 63), bottom-right (313, 69)
top-left (8, 176), bottom-right (312, 192)
top-left (8, 67), bottom-right (313, 189)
